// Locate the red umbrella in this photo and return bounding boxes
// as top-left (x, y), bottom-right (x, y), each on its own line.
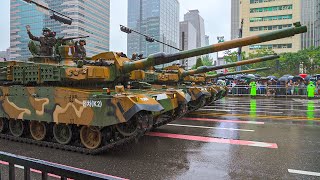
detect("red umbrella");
top-left (299, 74), bottom-right (308, 79)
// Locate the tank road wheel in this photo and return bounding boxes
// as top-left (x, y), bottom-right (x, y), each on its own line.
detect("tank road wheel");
top-left (115, 120), bottom-right (139, 137)
top-left (80, 126), bottom-right (102, 149)
top-left (30, 121), bottom-right (47, 141)
top-left (53, 124), bottom-right (73, 145)
top-left (9, 120), bottom-right (25, 137)
top-left (0, 118), bottom-right (8, 133)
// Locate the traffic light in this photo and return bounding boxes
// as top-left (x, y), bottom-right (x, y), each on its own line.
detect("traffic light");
top-left (50, 13), bottom-right (72, 25)
top-left (120, 25), bottom-right (132, 34)
top-left (145, 37), bottom-right (155, 42)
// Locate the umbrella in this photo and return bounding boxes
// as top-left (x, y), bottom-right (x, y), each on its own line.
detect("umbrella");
top-left (304, 75), bottom-right (312, 81)
top-left (243, 74), bottom-right (256, 79)
top-left (254, 74), bottom-right (262, 78)
top-left (259, 77), bottom-right (269, 81)
top-left (278, 75), bottom-right (292, 82)
top-left (292, 75), bottom-right (303, 82)
top-left (288, 75), bottom-right (294, 80)
top-left (267, 75), bottom-right (277, 80)
top-left (299, 74), bottom-right (308, 79)
top-left (225, 75), bottom-right (235, 80)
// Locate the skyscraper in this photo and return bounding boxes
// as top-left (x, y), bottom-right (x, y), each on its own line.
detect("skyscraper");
top-left (127, 0), bottom-right (180, 59)
top-left (184, 10), bottom-right (205, 48)
top-left (317, 1), bottom-right (320, 47)
top-left (180, 21), bottom-right (197, 69)
top-left (10, 0), bottom-right (110, 60)
top-left (231, 0), bottom-right (240, 40)
top-left (301, 0), bottom-right (320, 49)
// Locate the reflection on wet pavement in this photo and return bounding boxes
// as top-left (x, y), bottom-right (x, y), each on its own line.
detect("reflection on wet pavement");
top-left (0, 97), bottom-right (319, 179)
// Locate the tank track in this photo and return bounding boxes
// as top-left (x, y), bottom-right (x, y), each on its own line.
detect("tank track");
top-left (0, 129), bottom-right (140, 155)
top-left (0, 100), bottom-right (208, 154)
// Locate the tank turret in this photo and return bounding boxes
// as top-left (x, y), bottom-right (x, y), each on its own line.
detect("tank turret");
top-left (123, 23), bottom-right (306, 73)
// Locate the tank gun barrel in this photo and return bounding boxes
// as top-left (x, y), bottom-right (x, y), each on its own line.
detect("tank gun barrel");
top-left (208, 67), bottom-right (271, 79)
top-left (122, 23), bottom-right (306, 73)
top-left (181, 55), bottom-right (279, 77)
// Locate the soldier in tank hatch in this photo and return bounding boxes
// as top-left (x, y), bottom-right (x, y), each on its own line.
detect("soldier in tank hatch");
top-left (74, 39), bottom-right (87, 60)
top-left (26, 25), bottom-right (57, 57)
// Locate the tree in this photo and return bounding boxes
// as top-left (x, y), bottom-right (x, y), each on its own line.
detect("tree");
top-left (201, 55), bottom-right (214, 66)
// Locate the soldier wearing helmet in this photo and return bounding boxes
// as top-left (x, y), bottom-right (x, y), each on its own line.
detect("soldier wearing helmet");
top-left (74, 39), bottom-right (87, 60)
top-left (26, 25), bottom-right (57, 56)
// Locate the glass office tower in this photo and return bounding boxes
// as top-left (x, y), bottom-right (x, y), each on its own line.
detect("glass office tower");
top-left (127, 0), bottom-right (179, 60)
top-left (10, 0), bottom-right (110, 60)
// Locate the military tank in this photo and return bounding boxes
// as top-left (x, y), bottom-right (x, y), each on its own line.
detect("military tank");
top-left (130, 55), bottom-right (280, 108)
top-left (182, 56), bottom-right (279, 104)
top-left (0, 22), bottom-right (307, 154)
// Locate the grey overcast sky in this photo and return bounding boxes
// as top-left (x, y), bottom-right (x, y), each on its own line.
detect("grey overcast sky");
top-left (0, 0), bottom-right (230, 52)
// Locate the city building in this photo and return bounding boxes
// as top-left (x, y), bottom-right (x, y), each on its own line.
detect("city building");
top-left (179, 21), bottom-right (197, 69)
top-left (184, 10), bottom-right (205, 48)
top-left (231, 0), bottom-right (241, 40)
top-left (301, 0), bottom-right (320, 49)
top-left (240, 0), bottom-right (302, 54)
top-left (232, 0), bottom-right (320, 54)
top-left (205, 35), bottom-right (210, 46)
top-left (10, 0), bottom-right (110, 60)
top-left (127, 0), bottom-right (180, 62)
top-left (317, 1), bottom-right (320, 46)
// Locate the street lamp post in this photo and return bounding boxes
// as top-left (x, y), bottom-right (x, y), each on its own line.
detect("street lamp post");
top-left (216, 36), bottom-right (225, 67)
top-left (237, 19), bottom-right (244, 72)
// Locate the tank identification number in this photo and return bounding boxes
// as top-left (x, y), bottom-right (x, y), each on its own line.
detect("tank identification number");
top-left (83, 100), bottom-right (103, 108)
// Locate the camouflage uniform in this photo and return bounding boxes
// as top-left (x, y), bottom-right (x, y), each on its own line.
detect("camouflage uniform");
top-left (74, 40), bottom-right (87, 60)
top-left (27, 28), bottom-right (57, 56)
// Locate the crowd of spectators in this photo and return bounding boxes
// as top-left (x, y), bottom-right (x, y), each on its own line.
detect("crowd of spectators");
top-left (222, 78), bottom-right (320, 96)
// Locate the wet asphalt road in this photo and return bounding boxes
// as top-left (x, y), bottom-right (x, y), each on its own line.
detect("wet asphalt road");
top-left (1, 97), bottom-right (320, 180)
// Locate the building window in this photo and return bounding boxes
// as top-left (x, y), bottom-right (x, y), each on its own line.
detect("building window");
top-left (250, 24), bottom-right (292, 31)
top-left (249, 44), bottom-right (292, 50)
top-left (250, 5), bottom-right (293, 13)
top-left (250, 0), bottom-right (280, 4)
top-left (250, 15), bottom-right (292, 22)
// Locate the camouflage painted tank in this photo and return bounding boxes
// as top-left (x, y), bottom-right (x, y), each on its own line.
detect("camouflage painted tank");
top-left (130, 54), bottom-right (280, 108)
top-left (0, 22), bottom-right (307, 153)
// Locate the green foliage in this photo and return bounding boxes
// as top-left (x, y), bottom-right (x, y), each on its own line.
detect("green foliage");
top-left (195, 58), bottom-right (204, 68)
top-left (201, 55), bottom-right (214, 66)
top-left (191, 55), bottom-right (214, 69)
top-left (222, 47), bottom-right (320, 76)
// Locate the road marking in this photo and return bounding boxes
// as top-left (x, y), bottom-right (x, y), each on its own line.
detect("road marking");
top-left (0, 160), bottom-right (128, 180)
top-left (189, 112), bottom-right (320, 121)
top-left (181, 117), bottom-right (265, 125)
top-left (205, 106), bottom-right (319, 112)
top-left (198, 109), bottom-right (267, 113)
top-left (198, 108), bottom-right (284, 114)
top-left (146, 132), bottom-right (278, 149)
top-left (167, 124), bottom-right (255, 132)
top-left (288, 169), bottom-right (320, 177)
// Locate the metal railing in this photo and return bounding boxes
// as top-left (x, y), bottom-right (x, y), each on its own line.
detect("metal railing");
top-left (227, 85), bottom-right (319, 97)
top-left (0, 151), bottom-right (118, 180)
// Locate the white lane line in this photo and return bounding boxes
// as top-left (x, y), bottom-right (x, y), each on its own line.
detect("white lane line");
top-left (202, 107), bottom-right (316, 113)
top-left (166, 124), bottom-right (254, 132)
top-left (288, 169), bottom-right (320, 177)
top-left (197, 108), bottom-right (282, 114)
